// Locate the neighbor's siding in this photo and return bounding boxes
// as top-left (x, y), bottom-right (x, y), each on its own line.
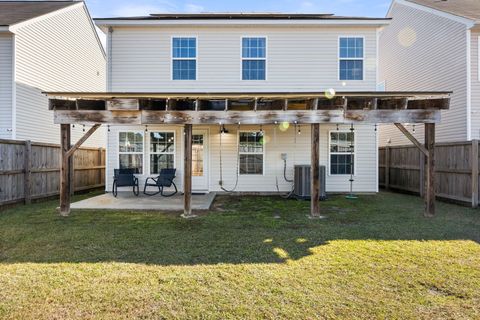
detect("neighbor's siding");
top-left (13, 3), bottom-right (106, 146)
top-left (471, 32), bottom-right (480, 139)
top-left (109, 26), bottom-right (378, 92)
top-left (379, 2), bottom-right (469, 145)
top-left (105, 124), bottom-right (378, 194)
top-left (0, 34), bottom-right (12, 139)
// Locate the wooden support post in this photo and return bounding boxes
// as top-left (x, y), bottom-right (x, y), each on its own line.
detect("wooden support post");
top-left (59, 124), bottom-right (71, 216)
top-left (310, 123), bottom-right (321, 218)
top-left (419, 152), bottom-right (425, 198)
top-left (24, 140), bottom-right (32, 204)
top-left (424, 123), bottom-right (435, 217)
top-left (69, 126), bottom-right (74, 197)
top-left (385, 145), bottom-right (390, 190)
top-left (471, 139), bottom-right (479, 208)
top-left (182, 124), bottom-right (194, 218)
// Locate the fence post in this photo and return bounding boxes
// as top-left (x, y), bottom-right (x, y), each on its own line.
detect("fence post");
top-left (472, 139), bottom-right (479, 208)
top-left (385, 146), bottom-right (390, 190)
top-left (69, 150), bottom-right (74, 196)
top-left (24, 140), bottom-right (32, 204)
top-left (419, 152), bottom-right (425, 198)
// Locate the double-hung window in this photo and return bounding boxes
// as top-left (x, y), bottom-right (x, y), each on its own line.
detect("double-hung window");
top-left (150, 132), bottom-right (175, 174)
top-left (330, 131), bottom-right (354, 175)
top-left (239, 132), bottom-right (264, 175)
top-left (339, 37), bottom-right (364, 80)
top-left (119, 132), bottom-right (144, 174)
top-left (172, 37), bottom-right (196, 80)
top-left (242, 37), bottom-right (266, 80)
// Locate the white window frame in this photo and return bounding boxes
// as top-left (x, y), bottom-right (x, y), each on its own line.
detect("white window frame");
top-left (328, 130), bottom-right (356, 176)
top-left (148, 130), bottom-right (176, 175)
top-left (171, 36), bottom-right (198, 81)
top-left (238, 130), bottom-right (265, 176)
top-left (118, 131), bottom-right (145, 175)
top-left (338, 35), bottom-right (365, 81)
top-left (240, 36), bottom-right (268, 81)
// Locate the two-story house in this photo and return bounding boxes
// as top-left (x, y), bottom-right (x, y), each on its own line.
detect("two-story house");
top-left (0, 1), bottom-right (106, 146)
top-left (379, 0), bottom-right (480, 145)
top-left (91, 13), bottom-right (392, 195)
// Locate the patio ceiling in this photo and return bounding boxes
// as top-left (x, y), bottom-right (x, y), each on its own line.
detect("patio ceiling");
top-left (46, 91), bottom-right (451, 125)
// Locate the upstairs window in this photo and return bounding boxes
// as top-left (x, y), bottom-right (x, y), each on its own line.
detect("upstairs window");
top-left (339, 37), bottom-right (364, 81)
top-left (242, 37), bottom-right (266, 80)
top-left (172, 37), bottom-right (196, 80)
top-left (329, 131), bottom-right (354, 175)
top-left (239, 132), bottom-right (264, 175)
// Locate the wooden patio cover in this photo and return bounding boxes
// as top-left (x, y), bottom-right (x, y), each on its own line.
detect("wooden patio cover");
top-left (46, 91), bottom-right (451, 219)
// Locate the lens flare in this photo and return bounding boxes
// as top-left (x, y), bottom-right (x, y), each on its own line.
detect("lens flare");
top-left (259, 135), bottom-right (271, 145)
top-left (398, 27), bottom-right (417, 48)
top-left (279, 121), bottom-right (290, 132)
top-left (324, 88), bottom-right (336, 100)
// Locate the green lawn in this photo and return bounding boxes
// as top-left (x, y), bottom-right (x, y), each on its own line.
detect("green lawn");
top-left (0, 192), bottom-right (479, 319)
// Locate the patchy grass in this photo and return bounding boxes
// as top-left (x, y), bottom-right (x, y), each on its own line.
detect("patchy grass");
top-left (0, 191), bottom-right (479, 319)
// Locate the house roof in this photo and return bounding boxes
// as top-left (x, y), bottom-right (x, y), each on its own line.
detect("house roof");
top-left (95, 12), bottom-right (390, 21)
top-left (406, 0), bottom-right (480, 23)
top-left (0, 1), bottom-right (79, 26)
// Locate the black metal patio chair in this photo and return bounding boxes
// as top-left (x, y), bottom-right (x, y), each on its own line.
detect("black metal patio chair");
top-left (143, 168), bottom-right (178, 197)
top-left (112, 169), bottom-right (139, 197)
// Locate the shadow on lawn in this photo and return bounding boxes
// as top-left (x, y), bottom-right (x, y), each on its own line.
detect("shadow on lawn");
top-left (0, 192), bottom-right (479, 265)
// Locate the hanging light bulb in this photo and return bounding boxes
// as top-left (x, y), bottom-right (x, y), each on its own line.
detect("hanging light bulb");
top-left (374, 124), bottom-right (377, 132)
top-left (72, 124), bottom-right (75, 129)
top-left (259, 125), bottom-right (263, 135)
top-left (107, 125), bottom-right (111, 132)
top-left (145, 125), bottom-right (148, 132)
top-left (298, 125), bottom-right (301, 135)
top-left (336, 124), bottom-right (339, 131)
top-left (412, 124), bottom-right (416, 133)
top-left (83, 125), bottom-right (85, 132)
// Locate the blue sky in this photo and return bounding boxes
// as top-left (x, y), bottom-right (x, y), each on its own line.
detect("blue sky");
top-left (85, 0), bottom-right (392, 18)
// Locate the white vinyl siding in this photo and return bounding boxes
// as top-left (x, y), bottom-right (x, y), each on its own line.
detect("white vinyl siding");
top-left (105, 124), bottom-right (378, 194)
top-left (109, 26), bottom-right (377, 92)
top-left (12, 4), bottom-right (106, 146)
top-left (0, 34), bottom-right (12, 139)
top-left (379, 2), bottom-right (469, 145)
top-left (471, 32), bottom-right (480, 139)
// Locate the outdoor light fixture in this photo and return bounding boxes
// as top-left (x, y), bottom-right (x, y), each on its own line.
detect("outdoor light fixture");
top-left (220, 124), bottom-right (229, 134)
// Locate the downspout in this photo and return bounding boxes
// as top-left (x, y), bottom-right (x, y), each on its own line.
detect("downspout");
top-left (11, 33), bottom-right (16, 140)
top-left (107, 26), bottom-right (113, 92)
top-left (467, 28), bottom-right (472, 140)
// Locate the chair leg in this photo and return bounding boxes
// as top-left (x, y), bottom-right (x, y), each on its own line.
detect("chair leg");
top-left (161, 182), bottom-right (178, 197)
top-left (133, 184), bottom-right (139, 196)
top-left (113, 181), bottom-right (117, 197)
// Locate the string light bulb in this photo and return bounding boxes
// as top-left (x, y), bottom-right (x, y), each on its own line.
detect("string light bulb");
top-left (82, 125), bottom-right (85, 132)
top-left (107, 125), bottom-right (110, 132)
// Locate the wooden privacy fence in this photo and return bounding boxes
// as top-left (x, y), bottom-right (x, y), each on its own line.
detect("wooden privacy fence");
top-left (379, 140), bottom-right (479, 207)
top-left (0, 139), bottom-right (105, 206)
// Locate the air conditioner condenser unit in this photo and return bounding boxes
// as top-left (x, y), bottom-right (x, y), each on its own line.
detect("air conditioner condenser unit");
top-left (294, 165), bottom-right (327, 200)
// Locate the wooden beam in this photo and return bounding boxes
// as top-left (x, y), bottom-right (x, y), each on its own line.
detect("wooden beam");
top-left (182, 124), bottom-right (194, 218)
top-left (54, 109), bottom-right (442, 125)
top-left (310, 123), bottom-right (321, 218)
top-left (394, 123), bottom-right (428, 157)
top-left (59, 124), bottom-right (71, 216)
top-left (472, 139), bottom-right (479, 208)
top-left (65, 124), bottom-right (101, 159)
top-left (424, 123), bottom-right (435, 217)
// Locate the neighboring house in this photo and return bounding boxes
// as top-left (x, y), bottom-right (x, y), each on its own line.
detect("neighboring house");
top-left (0, 1), bottom-right (106, 146)
top-left (379, 0), bottom-right (480, 145)
top-left (93, 13), bottom-right (390, 194)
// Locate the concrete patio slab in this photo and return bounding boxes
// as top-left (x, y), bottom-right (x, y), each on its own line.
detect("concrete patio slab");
top-left (71, 192), bottom-right (216, 211)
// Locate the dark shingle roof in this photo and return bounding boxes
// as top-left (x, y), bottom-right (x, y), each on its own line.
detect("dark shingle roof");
top-left (95, 13), bottom-right (390, 21)
top-left (407, 0), bottom-right (480, 22)
top-left (0, 1), bottom-right (79, 26)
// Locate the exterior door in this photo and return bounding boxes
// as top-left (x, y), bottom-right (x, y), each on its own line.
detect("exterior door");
top-left (192, 130), bottom-right (209, 192)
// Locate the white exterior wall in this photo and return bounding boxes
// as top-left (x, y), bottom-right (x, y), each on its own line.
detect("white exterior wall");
top-left (105, 24), bottom-right (380, 193)
top-left (12, 3), bottom-right (106, 146)
top-left (0, 33), bottom-right (12, 139)
top-left (379, 1), bottom-right (469, 145)
top-left (109, 26), bottom-right (378, 92)
top-left (106, 124), bottom-right (378, 193)
top-left (471, 31), bottom-right (480, 139)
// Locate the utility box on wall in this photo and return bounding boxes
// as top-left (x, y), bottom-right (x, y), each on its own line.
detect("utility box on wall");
top-left (294, 165), bottom-right (327, 200)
